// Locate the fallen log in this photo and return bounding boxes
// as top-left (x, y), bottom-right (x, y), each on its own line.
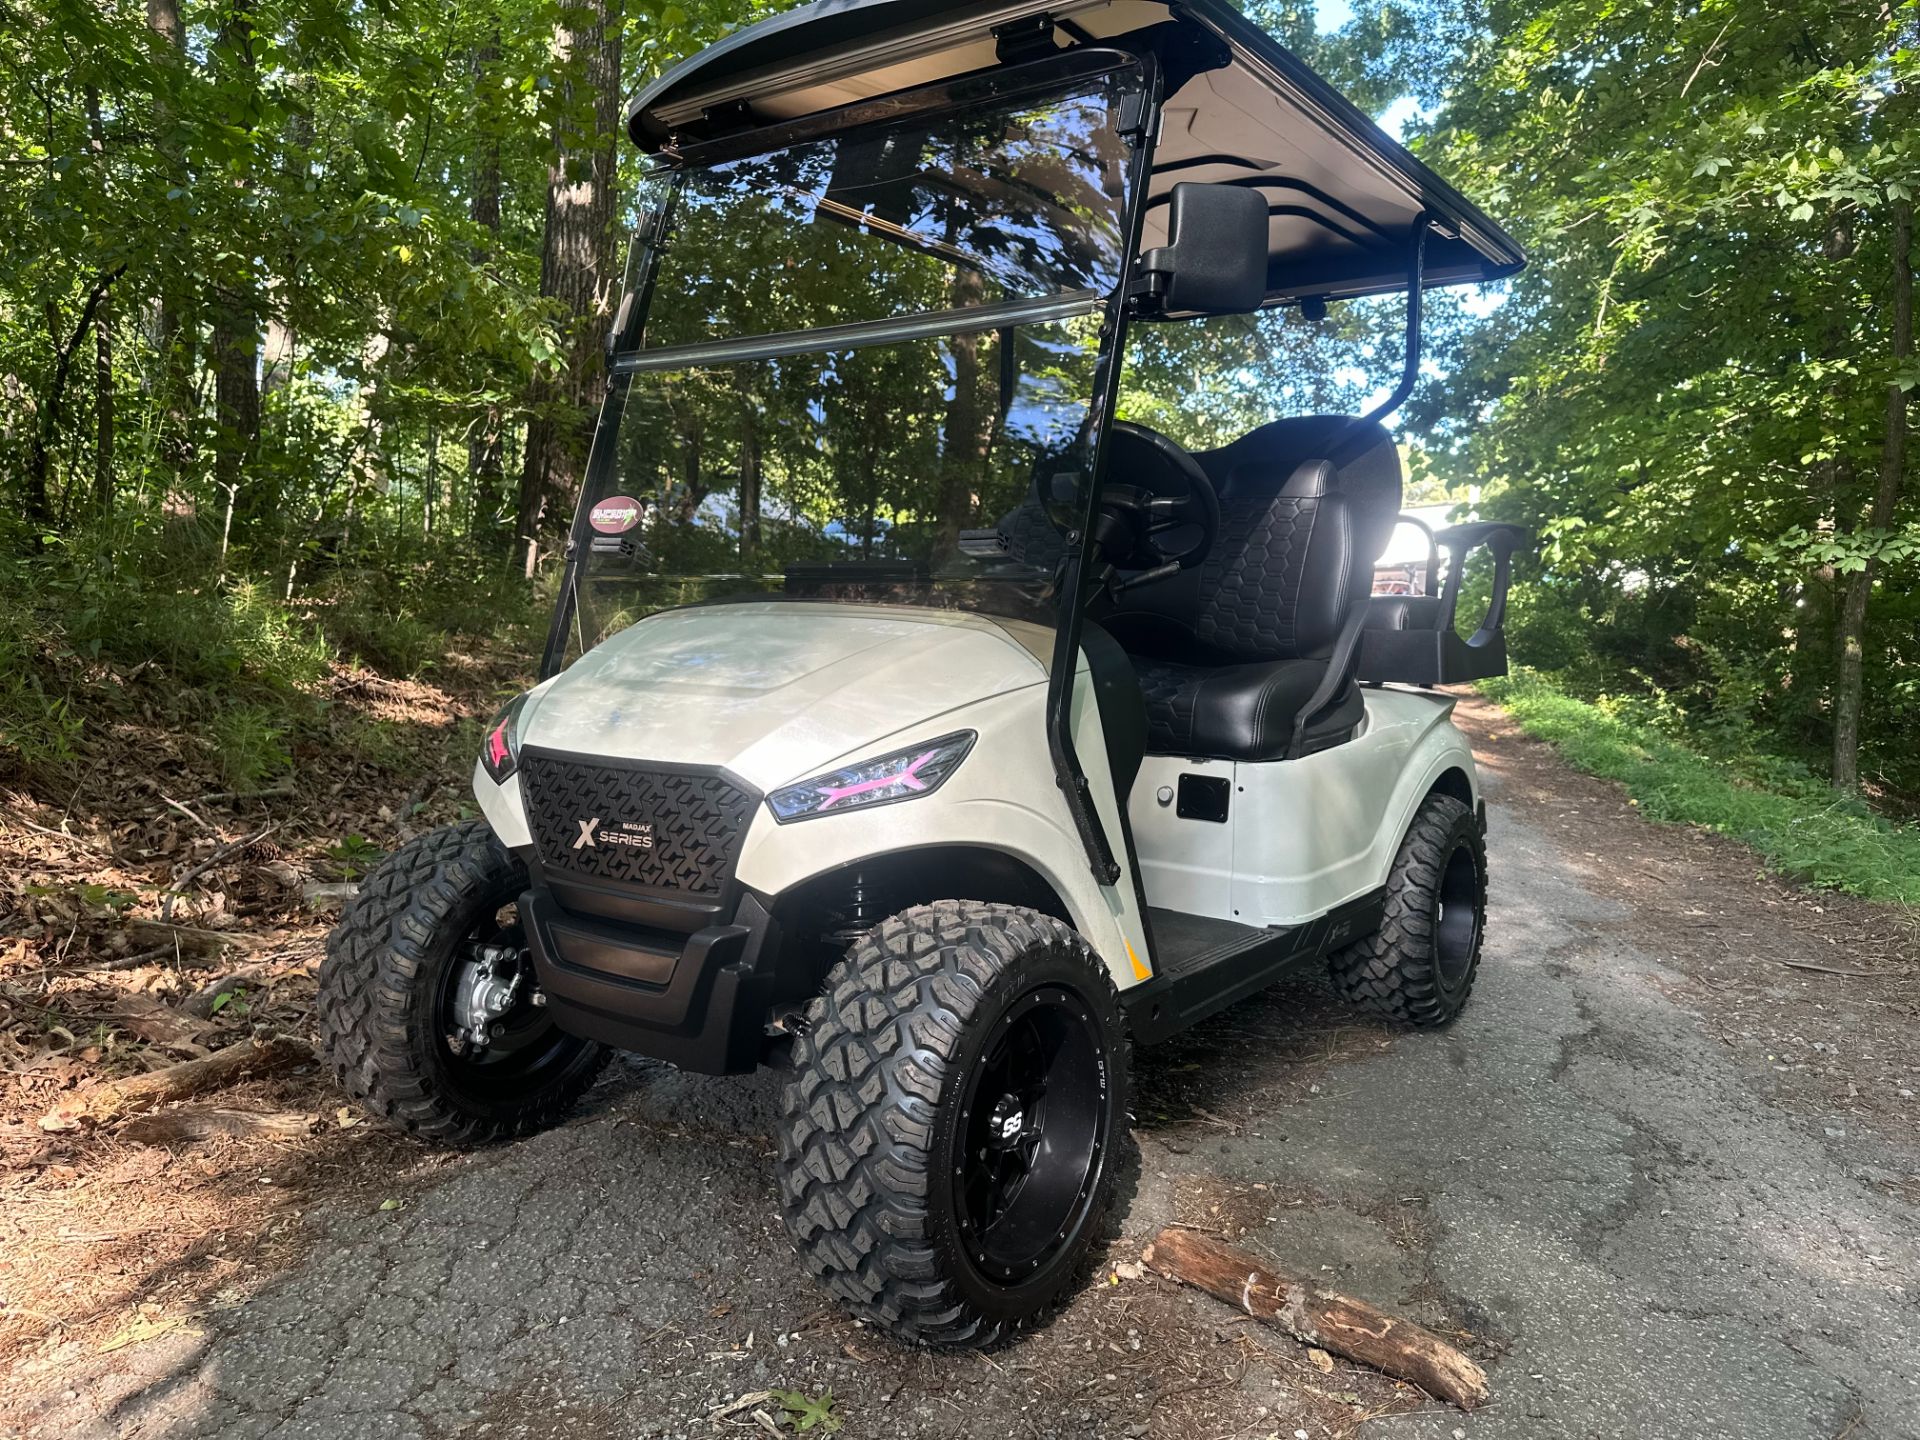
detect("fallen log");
top-left (121, 1107), bottom-right (314, 1145)
top-left (1141, 1227), bottom-right (1489, 1411)
top-left (37, 1033), bottom-right (313, 1132)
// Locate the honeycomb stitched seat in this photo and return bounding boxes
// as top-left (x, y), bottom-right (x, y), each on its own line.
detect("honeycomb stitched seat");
top-left (1099, 415), bottom-right (1402, 761)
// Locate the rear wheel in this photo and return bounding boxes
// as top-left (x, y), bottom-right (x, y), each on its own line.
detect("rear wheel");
top-left (1328, 793), bottom-right (1486, 1026)
top-left (318, 820), bottom-right (608, 1145)
top-left (777, 901), bottom-right (1130, 1347)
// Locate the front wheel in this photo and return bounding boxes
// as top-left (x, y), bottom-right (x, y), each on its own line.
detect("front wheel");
top-left (1328, 793), bottom-right (1487, 1027)
top-left (317, 820), bottom-right (608, 1145)
top-left (777, 901), bottom-right (1131, 1347)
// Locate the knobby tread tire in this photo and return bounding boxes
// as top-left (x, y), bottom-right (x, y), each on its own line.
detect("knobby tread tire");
top-left (777, 900), bottom-right (1130, 1348)
top-left (1328, 793), bottom-right (1485, 1027)
top-left (317, 820), bottom-right (608, 1146)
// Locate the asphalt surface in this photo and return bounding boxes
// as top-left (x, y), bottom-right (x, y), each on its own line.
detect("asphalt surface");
top-left (6, 759), bottom-right (1918, 1440)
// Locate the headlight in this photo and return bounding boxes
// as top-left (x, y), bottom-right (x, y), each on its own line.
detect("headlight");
top-left (480, 693), bottom-right (529, 785)
top-left (767, 731), bottom-right (976, 823)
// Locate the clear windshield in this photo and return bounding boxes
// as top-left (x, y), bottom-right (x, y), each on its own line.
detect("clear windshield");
top-left (638, 70), bottom-right (1135, 349)
top-left (560, 67), bottom-right (1137, 659)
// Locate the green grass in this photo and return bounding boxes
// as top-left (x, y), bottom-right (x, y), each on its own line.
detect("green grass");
top-left (1480, 670), bottom-right (1920, 906)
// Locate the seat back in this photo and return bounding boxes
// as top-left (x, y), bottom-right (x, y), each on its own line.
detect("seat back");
top-left (1103, 416), bottom-right (1404, 665)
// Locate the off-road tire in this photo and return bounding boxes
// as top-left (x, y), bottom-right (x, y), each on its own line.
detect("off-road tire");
top-left (777, 901), bottom-right (1131, 1348)
top-left (1328, 793), bottom-right (1486, 1027)
top-left (317, 820), bottom-right (608, 1145)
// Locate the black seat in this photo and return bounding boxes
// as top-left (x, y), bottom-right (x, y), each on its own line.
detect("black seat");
top-left (1098, 415), bottom-right (1402, 762)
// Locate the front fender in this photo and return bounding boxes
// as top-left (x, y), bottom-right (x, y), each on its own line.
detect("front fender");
top-left (734, 681), bottom-right (1151, 991)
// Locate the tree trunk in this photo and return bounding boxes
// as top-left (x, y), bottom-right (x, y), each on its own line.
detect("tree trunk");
top-left (1831, 198), bottom-right (1912, 791)
top-left (468, 34), bottom-right (506, 527)
top-left (739, 403), bottom-right (761, 562)
top-left (147, 0), bottom-right (196, 483)
top-left (27, 268), bottom-right (126, 532)
top-left (935, 267), bottom-right (994, 551)
top-left (212, 317), bottom-right (261, 506)
top-left (85, 87), bottom-right (114, 515)
top-left (468, 36), bottom-right (503, 239)
top-left (94, 301), bottom-right (114, 515)
top-left (261, 79), bottom-right (309, 447)
top-left (515, 0), bottom-right (624, 578)
top-left (211, 0), bottom-right (262, 522)
top-left (674, 417), bottom-right (707, 522)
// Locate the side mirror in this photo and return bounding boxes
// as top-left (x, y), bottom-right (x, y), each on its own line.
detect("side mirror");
top-left (1140, 183), bottom-right (1269, 315)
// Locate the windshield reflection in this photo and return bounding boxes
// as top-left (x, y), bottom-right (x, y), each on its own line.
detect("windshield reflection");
top-left (638, 81), bottom-right (1133, 351)
top-left (568, 319), bottom-right (1101, 657)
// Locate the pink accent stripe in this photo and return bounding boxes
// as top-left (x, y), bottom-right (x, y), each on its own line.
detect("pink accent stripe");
top-left (816, 750), bottom-right (939, 811)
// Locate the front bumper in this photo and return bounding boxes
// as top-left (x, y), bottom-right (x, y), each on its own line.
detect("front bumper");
top-left (522, 886), bottom-right (781, 1074)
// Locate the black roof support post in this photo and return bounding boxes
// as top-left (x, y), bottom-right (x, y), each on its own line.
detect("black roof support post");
top-left (1362, 213), bottom-right (1430, 428)
top-left (1324, 213), bottom-right (1429, 471)
top-left (1045, 53), bottom-right (1163, 888)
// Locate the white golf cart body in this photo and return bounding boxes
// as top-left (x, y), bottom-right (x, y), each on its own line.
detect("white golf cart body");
top-left (478, 605), bottom-right (1478, 1047)
top-left (472, 0), bottom-right (1524, 1071)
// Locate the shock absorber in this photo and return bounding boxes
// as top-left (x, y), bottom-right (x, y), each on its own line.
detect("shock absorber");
top-left (822, 868), bottom-right (883, 950)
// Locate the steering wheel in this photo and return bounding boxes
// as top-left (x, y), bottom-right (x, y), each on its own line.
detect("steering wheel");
top-left (1088, 422), bottom-right (1220, 581)
top-left (1023, 422), bottom-right (1220, 586)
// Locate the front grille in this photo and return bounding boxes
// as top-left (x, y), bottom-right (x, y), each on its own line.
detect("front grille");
top-left (519, 751), bottom-right (758, 898)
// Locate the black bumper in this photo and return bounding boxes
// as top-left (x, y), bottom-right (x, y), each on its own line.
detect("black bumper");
top-left (522, 886), bottom-right (780, 1074)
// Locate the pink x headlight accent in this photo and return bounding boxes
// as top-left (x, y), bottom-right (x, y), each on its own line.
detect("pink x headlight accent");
top-left (815, 749), bottom-right (939, 810)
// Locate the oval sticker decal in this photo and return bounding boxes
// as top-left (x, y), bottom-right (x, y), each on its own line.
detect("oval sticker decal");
top-left (589, 495), bottom-right (642, 535)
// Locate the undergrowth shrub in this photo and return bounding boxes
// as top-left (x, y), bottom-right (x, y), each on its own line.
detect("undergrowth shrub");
top-left (0, 620), bottom-right (84, 772)
top-left (209, 704), bottom-right (293, 791)
top-left (67, 575), bottom-right (332, 693)
top-left (308, 544), bottom-right (541, 676)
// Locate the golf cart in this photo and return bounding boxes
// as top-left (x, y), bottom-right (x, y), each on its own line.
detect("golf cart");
top-left (319, 0), bottom-right (1527, 1347)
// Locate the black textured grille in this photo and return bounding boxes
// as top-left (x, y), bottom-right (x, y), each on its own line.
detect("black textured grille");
top-left (519, 751), bottom-right (757, 897)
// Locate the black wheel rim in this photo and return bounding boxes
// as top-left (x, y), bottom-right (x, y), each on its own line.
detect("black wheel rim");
top-left (951, 985), bottom-right (1109, 1286)
top-left (432, 897), bottom-right (574, 1100)
top-left (1434, 841), bottom-right (1482, 988)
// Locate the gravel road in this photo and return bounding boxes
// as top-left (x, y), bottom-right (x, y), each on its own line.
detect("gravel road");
top-left (6, 701), bottom-right (1916, 1440)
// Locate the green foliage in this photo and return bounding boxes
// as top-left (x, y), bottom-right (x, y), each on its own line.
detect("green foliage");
top-left (1483, 671), bottom-right (1920, 906)
top-left (55, 550), bottom-right (334, 695)
top-left (3, 0), bottom-right (1911, 932)
top-left (0, 613), bottom-right (85, 772)
top-left (326, 834), bottom-right (386, 879)
top-left (27, 882), bottom-right (141, 913)
top-left (1388, 0), bottom-right (1919, 797)
top-left (210, 703), bottom-right (294, 791)
top-left (770, 1390), bottom-right (843, 1435)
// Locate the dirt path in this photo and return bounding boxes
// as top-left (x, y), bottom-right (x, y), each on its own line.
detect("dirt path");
top-left (3, 696), bottom-right (1916, 1439)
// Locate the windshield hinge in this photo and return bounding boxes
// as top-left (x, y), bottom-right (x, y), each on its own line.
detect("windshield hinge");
top-left (1116, 86), bottom-right (1153, 141)
top-left (993, 14), bottom-right (1056, 65)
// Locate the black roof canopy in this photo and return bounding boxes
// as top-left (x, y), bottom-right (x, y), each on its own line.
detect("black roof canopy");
top-left (627, 0), bottom-right (1524, 305)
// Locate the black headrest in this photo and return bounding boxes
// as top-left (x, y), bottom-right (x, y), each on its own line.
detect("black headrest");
top-left (1196, 415), bottom-right (1402, 564)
